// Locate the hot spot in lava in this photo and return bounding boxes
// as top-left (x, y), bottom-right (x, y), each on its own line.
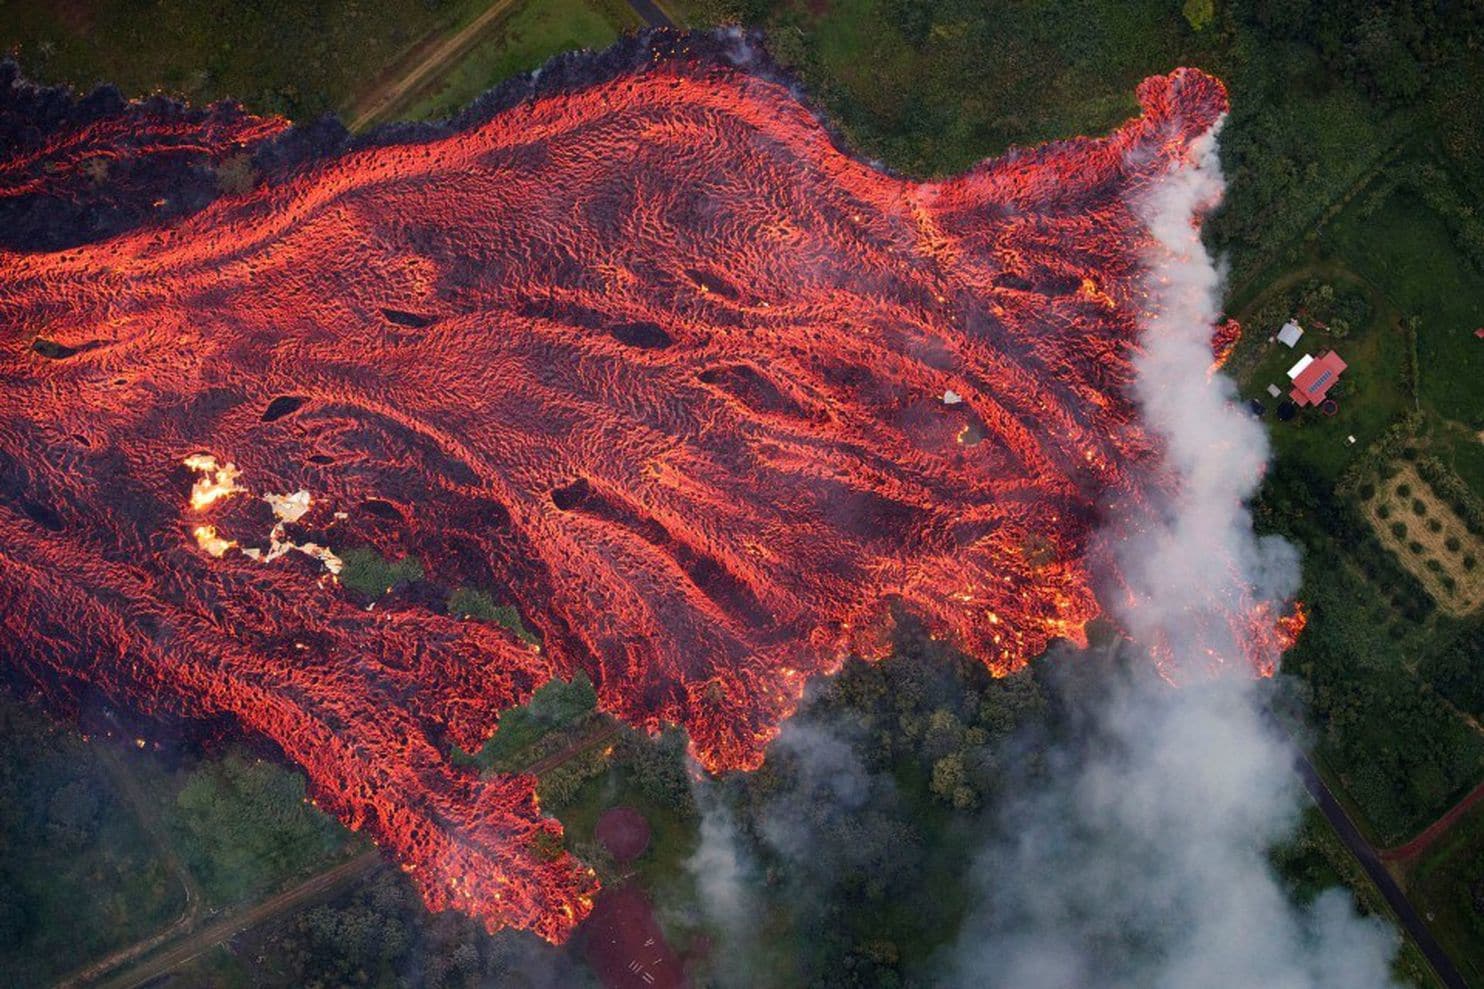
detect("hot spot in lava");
top-left (0, 33), bottom-right (1279, 942)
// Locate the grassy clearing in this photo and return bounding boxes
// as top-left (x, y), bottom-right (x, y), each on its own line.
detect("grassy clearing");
top-left (0, 0), bottom-right (494, 118)
top-left (1406, 800), bottom-right (1484, 986)
top-left (397, 0), bottom-right (636, 122)
top-left (1238, 307), bottom-right (1407, 485)
top-left (448, 586), bottom-right (540, 646)
top-left (775, 0), bottom-right (1210, 176)
top-left (1323, 185), bottom-right (1484, 486)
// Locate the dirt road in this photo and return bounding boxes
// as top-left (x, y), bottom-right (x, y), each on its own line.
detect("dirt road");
top-left (347, 0), bottom-right (523, 131)
top-left (92, 850), bottom-right (384, 989)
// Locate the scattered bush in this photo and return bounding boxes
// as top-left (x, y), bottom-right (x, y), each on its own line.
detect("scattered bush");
top-left (1409, 541), bottom-right (1424, 554)
top-left (1391, 522), bottom-right (1408, 538)
top-left (1358, 482), bottom-right (1376, 501)
top-left (1428, 519), bottom-right (1443, 533)
top-left (1441, 575), bottom-right (1457, 592)
top-left (1465, 555), bottom-right (1478, 571)
top-left (1425, 558), bottom-right (1443, 573)
top-left (1397, 483), bottom-right (1413, 497)
top-left (1378, 503), bottom-right (1393, 519)
top-left (1446, 536), bottom-right (1462, 552)
top-left (1413, 499), bottom-right (1427, 516)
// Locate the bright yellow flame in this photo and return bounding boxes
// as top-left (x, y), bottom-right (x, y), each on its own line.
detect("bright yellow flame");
top-left (193, 525), bottom-right (236, 557)
top-left (183, 454), bottom-right (246, 510)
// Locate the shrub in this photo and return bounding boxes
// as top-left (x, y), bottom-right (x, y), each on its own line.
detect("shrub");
top-left (1378, 503), bottom-right (1392, 519)
top-left (1358, 482), bottom-right (1376, 501)
top-left (1413, 499), bottom-right (1427, 516)
top-left (1409, 540), bottom-right (1424, 554)
top-left (1425, 558), bottom-right (1443, 573)
top-left (1397, 483), bottom-right (1412, 497)
top-left (1442, 575), bottom-right (1457, 592)
top-left (1465, 555), bottom-right (1478, 571)
top-left (1446, 536), bottom-right (1462, 552)
top-left (1428, 519), bottom-right (1443, 533)
top-left (1391, 522), bottom-right (1407, 539)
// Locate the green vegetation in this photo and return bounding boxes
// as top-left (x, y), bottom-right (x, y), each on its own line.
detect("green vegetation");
top-left (1272, 808), bottom-right (1438, 988)
top-left (448, 586), bottom-right (540, 646)
top-left (0, 0), bottom-right (497, 118)
top-left (337, 546), bottom-right (425, 597)
top-left (399, 0), bottom-right (635, 120)
top-left (1408, 801), bottom-right (1484, 986)
top-left (0, 692), bottom-right (184, 986)
top-left (455, 673), bottom-right (598, 773)
top-left (163, 750), bottom-right (355, 907)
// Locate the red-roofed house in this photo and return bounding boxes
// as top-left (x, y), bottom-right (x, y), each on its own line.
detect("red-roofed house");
top-left (1289, 350), bottom-right (1347, 407)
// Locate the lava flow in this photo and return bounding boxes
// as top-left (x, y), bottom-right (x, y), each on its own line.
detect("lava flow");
top-left (1, 36), bottom-right (1257, 941)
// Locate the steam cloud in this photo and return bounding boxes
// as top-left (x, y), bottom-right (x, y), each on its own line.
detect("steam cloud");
top-left (943, 120), bottom-right (1400, 987)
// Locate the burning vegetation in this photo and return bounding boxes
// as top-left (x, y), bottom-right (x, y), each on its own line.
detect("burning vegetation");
top-left (0, 35), bottom-right (1286, 941)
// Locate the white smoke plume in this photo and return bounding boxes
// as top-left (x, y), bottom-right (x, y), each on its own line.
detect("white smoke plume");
top-left (942, 119), bottom-right (1401, 987)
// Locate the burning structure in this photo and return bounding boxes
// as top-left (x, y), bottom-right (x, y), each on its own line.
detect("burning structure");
top-left (0, 34), bottom-right (1292, 942)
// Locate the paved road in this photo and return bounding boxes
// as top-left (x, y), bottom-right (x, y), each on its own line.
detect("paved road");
top-left (1274, 714), bottom-right (1468, 988)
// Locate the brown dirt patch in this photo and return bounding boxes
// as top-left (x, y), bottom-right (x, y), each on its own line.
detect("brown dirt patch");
top-left (580, 883), bottom-right (685, 989)
top-left (596, 805), bottom-right (651, 864)
top-left (1363, 463), bottom-right (1483, 616)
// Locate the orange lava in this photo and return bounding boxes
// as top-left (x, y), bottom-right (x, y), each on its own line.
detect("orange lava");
top-left (0, 43), bottom-right (1241, 940)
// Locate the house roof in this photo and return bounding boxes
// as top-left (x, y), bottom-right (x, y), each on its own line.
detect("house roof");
top-left (1277, 321), bottom-right (1304, 347)
top-left (1287, 353), bottom-right (1314, 380)
top-left (1289, 350), bottom-right (1348, 407)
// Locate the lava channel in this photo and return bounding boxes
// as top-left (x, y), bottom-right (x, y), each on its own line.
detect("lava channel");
top-left (0, 34), bottom-right (1243, 941)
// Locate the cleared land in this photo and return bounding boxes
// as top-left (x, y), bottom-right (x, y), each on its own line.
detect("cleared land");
top-left (1363, 464), bottom-right (1483, 617)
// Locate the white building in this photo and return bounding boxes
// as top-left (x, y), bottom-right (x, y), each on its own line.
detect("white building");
top-left (1277, 320), bottom-right (1304, 348)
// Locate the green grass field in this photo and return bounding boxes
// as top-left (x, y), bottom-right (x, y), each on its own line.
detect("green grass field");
top-left (398, 0), bottom-right (635, 122)
top-left (776, 0), bottom-right (1211, 175)
top-left (1324, 185), bottom-right (1484, 491)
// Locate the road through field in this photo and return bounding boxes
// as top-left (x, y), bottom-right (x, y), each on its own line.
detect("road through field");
top-left (348, 0), bottom-right (523, 130)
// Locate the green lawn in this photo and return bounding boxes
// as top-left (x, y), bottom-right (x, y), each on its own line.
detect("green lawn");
top-left (398, 0), bottom-right (636, 122)
top-left (1239, 302), bottom-right (1409, 486)
top-left (1323, 186), bottom-right (1484, 490)
top-left (337, 546), bottom-right (425, 598)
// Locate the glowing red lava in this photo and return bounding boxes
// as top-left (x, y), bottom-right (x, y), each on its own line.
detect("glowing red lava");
top-left (0, 38), bottom-right (1241, 940)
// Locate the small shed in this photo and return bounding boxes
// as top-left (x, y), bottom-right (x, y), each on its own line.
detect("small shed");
top-left (1266, 384), bottom-right (1282, 398)
top-left (1277, 321), bottom-right (1304, 348)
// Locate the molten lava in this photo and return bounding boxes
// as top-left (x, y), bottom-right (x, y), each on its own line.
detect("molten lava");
top-left (0, 37), bottom-right (1247, 940)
